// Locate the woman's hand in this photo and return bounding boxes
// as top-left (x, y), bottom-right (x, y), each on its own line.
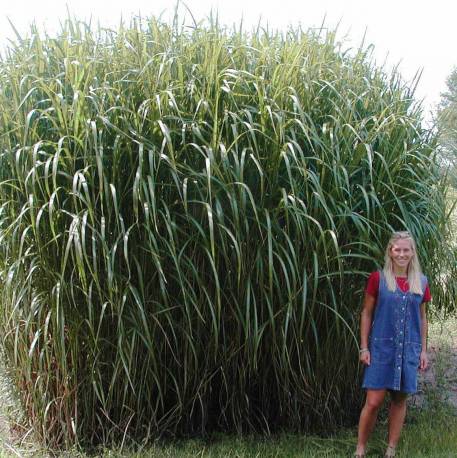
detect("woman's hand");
top-left (359, 349), bottom-right (370, 365)
top-left (419, 350), bottom-right (428, 371)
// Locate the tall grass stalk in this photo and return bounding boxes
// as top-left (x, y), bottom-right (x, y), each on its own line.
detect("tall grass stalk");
top-left (0, 14), bottom-right (455, 448)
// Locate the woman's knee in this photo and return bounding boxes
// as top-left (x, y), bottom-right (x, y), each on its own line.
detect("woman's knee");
top-left (365, 397), bottom-right (383, 411)
top-left (365, 390), bottom-right (385, 411)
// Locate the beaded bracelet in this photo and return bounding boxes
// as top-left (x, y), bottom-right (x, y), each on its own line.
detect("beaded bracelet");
top-left (359, 348), bottom-right (369, 353)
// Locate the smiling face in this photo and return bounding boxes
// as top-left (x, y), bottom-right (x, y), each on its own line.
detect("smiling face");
top-left (389, 238), bottom-right (414, 275)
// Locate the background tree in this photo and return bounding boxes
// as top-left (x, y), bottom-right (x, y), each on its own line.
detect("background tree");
top-left (437, 67), bottom-right (457, 186)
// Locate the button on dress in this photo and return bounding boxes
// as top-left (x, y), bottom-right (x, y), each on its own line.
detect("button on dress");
top-left (362, 272), bottom-right (428, 393)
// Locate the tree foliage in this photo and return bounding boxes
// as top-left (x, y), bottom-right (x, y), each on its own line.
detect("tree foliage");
top-left (437, 67), bottom-right (457, 186)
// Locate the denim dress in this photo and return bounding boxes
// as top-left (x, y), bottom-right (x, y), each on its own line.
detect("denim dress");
top-left (362, 272), bottom-right (427, 393)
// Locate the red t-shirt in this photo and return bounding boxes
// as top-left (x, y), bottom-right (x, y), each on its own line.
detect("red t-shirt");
top-left (365, 271), bottom-right (431, 303)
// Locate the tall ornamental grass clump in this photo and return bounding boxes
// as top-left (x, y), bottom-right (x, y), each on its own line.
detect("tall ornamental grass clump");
top-left (0, 16), bottom-right (455, 448)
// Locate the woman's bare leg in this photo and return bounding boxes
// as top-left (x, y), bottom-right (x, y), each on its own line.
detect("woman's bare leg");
top-left (387, 391), bottom-right (408, 449)
top-left (356, 389), bottom-right (386, 455)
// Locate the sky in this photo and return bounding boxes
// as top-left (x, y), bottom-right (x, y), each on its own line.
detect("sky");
top-left (1, 0), bottom-right (456, 120)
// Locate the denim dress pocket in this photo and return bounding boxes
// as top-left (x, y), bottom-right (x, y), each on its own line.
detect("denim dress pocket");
top-left (405, 342), bottom-right (421, 367)
top-left (371, 337), bottom-right (395, 365)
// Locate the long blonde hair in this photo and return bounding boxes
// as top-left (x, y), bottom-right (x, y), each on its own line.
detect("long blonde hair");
top-left (382, 231), bottom-right (423, 294)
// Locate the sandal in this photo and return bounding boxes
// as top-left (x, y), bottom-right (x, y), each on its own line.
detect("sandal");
top-left (384, 445), bottom-right (396, 457)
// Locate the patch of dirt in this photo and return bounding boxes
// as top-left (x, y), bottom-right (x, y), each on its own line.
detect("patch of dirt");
top-left (0, 365), bottom-right (16, 453)
top-left (0, 365), bottom-right (37, 456)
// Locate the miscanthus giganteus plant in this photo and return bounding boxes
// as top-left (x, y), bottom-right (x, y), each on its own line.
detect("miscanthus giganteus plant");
top-left (0, 14), bottom-right (455, 448)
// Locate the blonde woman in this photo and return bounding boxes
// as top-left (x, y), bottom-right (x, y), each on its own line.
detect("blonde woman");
top-left (355, 231), bottom-right (430, 458)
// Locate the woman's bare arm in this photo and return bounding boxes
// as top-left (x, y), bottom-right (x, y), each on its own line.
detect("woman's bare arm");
top-left (419, 302), bottom-right (428, 370)
top-left (360, 292), bottom-right (376, 365)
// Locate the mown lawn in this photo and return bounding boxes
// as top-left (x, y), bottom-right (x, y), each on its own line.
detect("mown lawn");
top-left (17, 405), bottom-right (454, 457)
